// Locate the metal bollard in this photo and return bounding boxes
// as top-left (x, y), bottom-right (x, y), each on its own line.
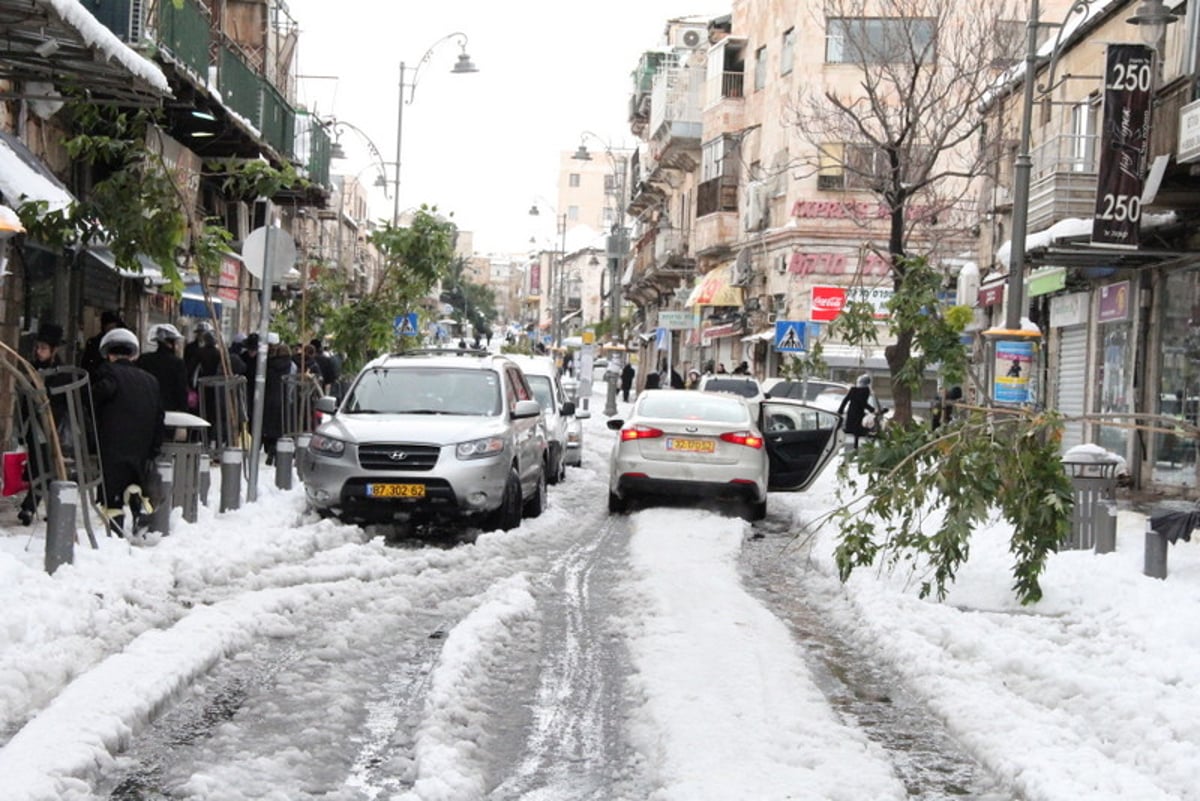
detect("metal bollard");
top-left (198, 452), bottom-right (211, 509)
top-left (1143, 522), bottom-right (1168, 579)
top-left (45, 481), bottom-right (78, 574)
top-left (1093, 501), bottom-right (1117, 555)
top-left (220, 448), bottom-right (243, 512)
top-left (295, 434), bottom-right (311, 481)
top-left (150, 459), bottom-right (174, 536)
top-left (275, 438), bottom-right (294, 490)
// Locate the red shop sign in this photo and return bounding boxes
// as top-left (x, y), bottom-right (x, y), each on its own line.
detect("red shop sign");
top-left (810, 285), bottom-right (847, 322)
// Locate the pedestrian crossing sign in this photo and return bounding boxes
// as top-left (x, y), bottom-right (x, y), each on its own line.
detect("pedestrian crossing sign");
top-left (774, 320), bottom-right (807, 352)
top-left (394, 313), bottom-right (419, 337)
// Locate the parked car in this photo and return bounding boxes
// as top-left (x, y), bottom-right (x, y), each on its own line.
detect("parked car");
top-left (761, 377), bottom-right (850, 402)
top-left (508, 354), bottom-right (590, 478)
top-left (605, 389), bottom-right (842, 520)
top-left (301, 349), bottom-right (548, 532)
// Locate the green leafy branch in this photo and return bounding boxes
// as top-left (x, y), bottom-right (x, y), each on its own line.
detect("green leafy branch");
top-left (833, 406), bottom-right (1072, 604)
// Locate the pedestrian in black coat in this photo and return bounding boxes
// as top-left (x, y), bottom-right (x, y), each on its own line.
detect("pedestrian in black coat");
top-left (91, 328), bottom-right (164, 536)
top-left (262, 338), bottom-right (296, 464)
top-left (18, 323), bottom-right (70, 525)
top-left (620, 362), bottom-right (635, 402)
top-left (80, 310), bottom-right (124, 374)
top-left (137, 324), bottom-right (189, 412)
top-left (837, 374), bottom-right (877, 449)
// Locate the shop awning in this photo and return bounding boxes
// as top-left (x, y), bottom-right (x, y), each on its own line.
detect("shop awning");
top-left (740, 328), bottom-right (775, 343)
top-left (0, 132), bottom-right (74, 215)
top-left (181, 286), bottom-right (221, 319)
top-left (685, 265), bottom-right (744, 307)
top-left (82, 246), bottom-right (169, 283)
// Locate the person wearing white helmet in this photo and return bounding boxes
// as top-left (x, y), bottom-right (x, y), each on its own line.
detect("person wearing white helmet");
top-left (137, 324), bottom-right (189, 412)
top-left (92, 326), bottom-right (164, 538)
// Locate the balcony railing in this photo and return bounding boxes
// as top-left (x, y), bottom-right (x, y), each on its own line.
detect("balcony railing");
top-left (157, 0), bottom-right (211, 80)
top-left (1026, 133), bottom-right (1098, 231)
top-left (261, 83), bottom-right (295, 159)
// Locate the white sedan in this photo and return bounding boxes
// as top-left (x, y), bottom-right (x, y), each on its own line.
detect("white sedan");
top-left (606, 389), bottom-right (842, 520)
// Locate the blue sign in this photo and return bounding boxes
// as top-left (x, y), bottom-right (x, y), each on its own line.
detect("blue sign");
top-left (774, 320), bottom-right (807, 352)
top-left (394, 313), bottom-right (419, 337)
top-left (655, 327), bottom-right (670, 352)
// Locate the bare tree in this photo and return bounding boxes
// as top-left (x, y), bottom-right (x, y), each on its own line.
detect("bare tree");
top-left (788, 0), bottom-right (1024, 422)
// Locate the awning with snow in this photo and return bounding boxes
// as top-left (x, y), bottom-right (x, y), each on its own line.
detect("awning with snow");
top-left (0, 0), bottom-right (170, 105)
top-left (0, 131), bottom-right (74, 215)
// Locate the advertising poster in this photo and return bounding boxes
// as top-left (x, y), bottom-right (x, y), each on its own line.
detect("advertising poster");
top-left (1092, 43), bottom-right (1154, 248)
top-left (994, 340), bottom-right (1034, 404)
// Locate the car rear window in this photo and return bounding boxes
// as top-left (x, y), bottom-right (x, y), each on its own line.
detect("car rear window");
top-left (702, 378), bottom-right (761, 398)
top-left (639, 393), bottom-right (749, 423)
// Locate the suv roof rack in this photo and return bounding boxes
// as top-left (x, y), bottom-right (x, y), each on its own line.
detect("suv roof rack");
top-left (390, 347), bottom-right (493, 358)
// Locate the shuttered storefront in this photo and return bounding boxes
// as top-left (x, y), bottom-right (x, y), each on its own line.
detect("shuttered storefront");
top-left (1057, 325), bottom-right (1088, 449)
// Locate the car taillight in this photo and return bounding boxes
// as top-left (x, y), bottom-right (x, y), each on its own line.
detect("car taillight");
top-left (621, 425), bottom-right (664, 441)
top-left (720, 431), bottom-right (764, 449)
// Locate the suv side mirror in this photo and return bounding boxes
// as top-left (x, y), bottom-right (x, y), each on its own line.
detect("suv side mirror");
top-left (315, 396), bottom-right (338, 414)
top-left (561, 400), bottom-right (576, 416)
top-left (512, 399), bottom-right (542, 419)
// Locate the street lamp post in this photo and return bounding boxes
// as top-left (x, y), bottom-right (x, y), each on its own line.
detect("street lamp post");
top-left (1006, 0), bottom-right (1177, 331)
top-left (394, 33), bottom-right (478, 225)
top-left (527, 203), bottom-right (568, 348)
top-left (572, 132), bottom-right (630, 416)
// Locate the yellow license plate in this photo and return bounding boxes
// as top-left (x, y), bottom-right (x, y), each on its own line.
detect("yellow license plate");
top-left (666, 437), bottom-right (715, 454)
top-left (367, 483), bottom-right (426, 498)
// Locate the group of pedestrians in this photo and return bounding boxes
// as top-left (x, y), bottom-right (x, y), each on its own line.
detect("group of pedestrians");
top-left (16, 314), bottom-right (340, 536)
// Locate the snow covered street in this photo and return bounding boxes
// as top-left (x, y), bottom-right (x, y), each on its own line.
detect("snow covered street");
top-left (1, 379), bottom-right (1199, 800)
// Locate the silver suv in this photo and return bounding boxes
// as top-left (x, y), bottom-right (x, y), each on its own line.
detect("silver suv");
top-left (301, 349), bottom-right (548, 531)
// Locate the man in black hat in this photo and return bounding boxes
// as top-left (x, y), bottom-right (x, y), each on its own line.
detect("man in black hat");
top-left (80, 310), bottom-right (124, 373)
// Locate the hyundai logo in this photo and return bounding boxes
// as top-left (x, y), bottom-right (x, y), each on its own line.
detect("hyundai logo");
top-left (388, 451), bottom-right (409, 461)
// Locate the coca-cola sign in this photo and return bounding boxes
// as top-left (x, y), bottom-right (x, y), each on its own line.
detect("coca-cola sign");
top-left (810, 285), bottom-right (893, 322)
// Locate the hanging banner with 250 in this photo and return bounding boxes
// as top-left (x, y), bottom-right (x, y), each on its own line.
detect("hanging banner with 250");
top-left (1092, 43), bottom-right (1155, 249)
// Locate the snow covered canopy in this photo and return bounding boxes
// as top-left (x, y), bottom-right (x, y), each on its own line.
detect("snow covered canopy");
top-left (0, 0), bottom-right (169, 105)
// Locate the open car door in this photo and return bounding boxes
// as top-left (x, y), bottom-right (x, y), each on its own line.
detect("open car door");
top-left (759, 399), bottom-right (842, 491)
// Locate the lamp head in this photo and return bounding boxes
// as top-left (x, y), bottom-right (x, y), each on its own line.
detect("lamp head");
top-left (572, 144), bottom-right (592, 161)
top-left (528, 205), bottom-right (540, 216)
top-left (1127, 0), bottom-right (1178, 46)
top-left (330, 141), bottom-right (347, 160)
top-left (452, 51), bottom-right (479, 74)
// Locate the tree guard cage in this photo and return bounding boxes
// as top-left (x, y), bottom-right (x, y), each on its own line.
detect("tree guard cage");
top-left (197, 374), bottom-right (248, 455)
top-left (12, 365), bottom-right (103, 548)
top-left (282, 372), bottom-right (324, 438)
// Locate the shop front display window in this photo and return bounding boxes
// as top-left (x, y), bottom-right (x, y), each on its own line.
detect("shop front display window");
top-left (1153, 269), bottom-right (1200, 488)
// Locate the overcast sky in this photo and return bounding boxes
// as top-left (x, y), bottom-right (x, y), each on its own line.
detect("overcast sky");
top-left (285, 1), bottom-right (720, 256)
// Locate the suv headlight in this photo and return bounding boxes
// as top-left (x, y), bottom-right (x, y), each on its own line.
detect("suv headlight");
top-left (456, 436), bottom-right (505, 460)
top-left (309, 433), bottom-right (347, 457)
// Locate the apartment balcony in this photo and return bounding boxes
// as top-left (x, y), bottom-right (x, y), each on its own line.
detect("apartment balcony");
top-left (696, 175), bottom-right (738, 218)
top-left (703, 71), bottom-right (745, 134)
top-left (84, 0), bottom-right (329, 202)
top-left (693, 210), bottom-right (741, 259)
top-left (652, 227), bottom-right (696, 277)
top-left (1025, 134), bottom-right (1098, 233)
top-left (648, 63), bottom-right (703, 172)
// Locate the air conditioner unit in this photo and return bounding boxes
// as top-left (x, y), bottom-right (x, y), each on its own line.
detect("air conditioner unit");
top-left (673, 26), bottom-right (706, 49)
top-left (743, 181), bottom-right (768, 232)
top-left (766, 312), bottom-right (778, 323)
top-left (817, 173), bottom-right (844, 191)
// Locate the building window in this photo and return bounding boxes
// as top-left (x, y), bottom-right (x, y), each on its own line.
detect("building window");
top-left (1070, 95), bottom-right (1100, 172)
top-left (754, 45), bottom-right (767, 91)
top-left (701, 135), bottom-right (740, 182)
top-left (826, 17), bottom-right (936, 64)
top-left (569, 173), bottom-right (581, 188)
top-left (781, 28), bottom-right (795, 75)
top-left (568, 205), bottom-right (580, 221)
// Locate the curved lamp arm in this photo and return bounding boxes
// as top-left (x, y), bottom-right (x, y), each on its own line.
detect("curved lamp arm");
top-left (402, 32), bottom-right (475, 105)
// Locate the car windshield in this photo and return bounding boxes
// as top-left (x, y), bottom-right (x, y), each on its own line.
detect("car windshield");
top-left (526, 375), bottom-right (555, 412)
top-left (638, 392), bottom-right (749, 423)
top-left (343, 367), bottom-right (501, 415)
top-left (703, 378), bottom-right (761, 398)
